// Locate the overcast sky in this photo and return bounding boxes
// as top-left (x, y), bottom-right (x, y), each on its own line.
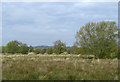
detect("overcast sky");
top-left (2, 2), bottom-right (118, 46)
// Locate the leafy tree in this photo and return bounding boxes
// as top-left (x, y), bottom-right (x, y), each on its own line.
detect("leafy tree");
top-left (0, 46), bottom-right (6, 53)
top-left (46, 48), bottom-right (53, 54)
top-left (53, 40), bottom-right (66, 54)
top-left (66, 47), bottom-right (72, 54)
top-left (2, 46), bottom-right (6, 53)
top-left (6, 40), bottom-right (21, 54)
top-left (29, 46), bottom-right (34, 52)
top-left (19, 44), bottom-right (29, 54)
top-left (75, 21), bottom-right (118, 58)
top-left (72, 43), bottom-right (80, 54)
top-left (34, 48), bottom-right (40, 54)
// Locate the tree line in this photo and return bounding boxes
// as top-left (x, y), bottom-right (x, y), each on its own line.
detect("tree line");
top-left (1, 40), bottom-right (68, 54)
top-left (1, 21), bottom-right (118, 59)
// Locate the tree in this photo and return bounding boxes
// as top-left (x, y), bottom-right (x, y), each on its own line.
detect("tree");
top-left (2, 46), bottom-right (6, 53)
top-left (75, 21), bottom-right (118, 58)
top-left (34, 48), bottom-right (40, 54)
top-left (66, 47), bottom-right (72, 54)
top-left (19, 44), bottom-right (29, 54)
top-left (53, 40), bottom-right (66, 54)
top-left (72, 43), bottom-right (80, 54)
top-left (0, 46), bottom-right (6, 53)
top-left (6, 40), bottom-right (21, 54)
top-left (29, 46), bottom-right (34, 52)
top-left (46, 48), bottom-right (53, 54)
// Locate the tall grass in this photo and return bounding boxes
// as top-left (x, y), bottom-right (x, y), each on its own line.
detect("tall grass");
top-left (2, 54), bottom-right (118, 80)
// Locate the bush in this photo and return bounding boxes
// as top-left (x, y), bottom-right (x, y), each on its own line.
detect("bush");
top-left (28, 52), bottom-right (35, 55)
top-left (34, 48), bottom-right (40, 54)
top-left (0, 46), bottom-right (6, 53)
top-left (19, 44), bottom-right (29, 54)
top-left (66, 47), bottom-right (72, 54)
top-left (46, 48), bottom-right (53, 54)
top-left (29, 46), bottom-right (34, 52)
top-left (61, 52), bottom-right (68, 55)
top-left (40, 48), bottom-right (47, 54)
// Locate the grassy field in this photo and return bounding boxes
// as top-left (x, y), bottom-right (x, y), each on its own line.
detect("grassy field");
top-left (2, 54), bottom-right (118, 80)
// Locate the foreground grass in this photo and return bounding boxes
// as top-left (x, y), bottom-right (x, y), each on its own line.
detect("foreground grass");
top-left (2, 54), bottom-right (118, 80)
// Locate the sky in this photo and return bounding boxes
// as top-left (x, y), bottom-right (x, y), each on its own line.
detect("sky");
top-left (2, 2), bottom-right (118, 46)
top-left (2, 0), bottom-right (120, 2)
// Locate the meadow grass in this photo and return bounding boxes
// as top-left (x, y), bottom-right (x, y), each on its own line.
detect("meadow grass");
top-left (2, 54), bottom-right (118, 80)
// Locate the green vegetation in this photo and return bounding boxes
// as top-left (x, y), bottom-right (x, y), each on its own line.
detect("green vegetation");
top-left (6, 40), bottom-right (20, 54)
top-left (72, 43), bottom-right (80, 54)
top-left (2, 21), bottom-right (118, 80)
top-left (46, 48), bottom-right (53, 54)
top-left (1, 21), bottom-right (118, 59)
top-left (34, 48), bottom-right (40, 54)
top-left (4, 40), bottom-right (29, 54)
top-left (2, 55), bottom-right (118, 80)
top-left (19, 44), bottom-right (29, 54)
top-left (40, 48), bottom-right (47, 54)
top-left (53, 40), bottom-right (66, 54)
top-left (29, 46), bottom-right (34, 52)
top-left (75, 21), bottom-right (118, 58)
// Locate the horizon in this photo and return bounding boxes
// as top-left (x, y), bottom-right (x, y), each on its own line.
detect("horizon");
top-left (2, 2), bottom-right (118, 46)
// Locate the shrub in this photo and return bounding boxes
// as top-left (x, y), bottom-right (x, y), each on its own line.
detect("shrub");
top-left (61, 52), bottom-right (68, 55)
top-left (34, 48), bottom-right (40, 54)
top-left (40, 48), bottom-right (47, 54)
top-left (46, 48), bottom-right (53, 54)
top-left (19, 44), bottom-right (29, 54)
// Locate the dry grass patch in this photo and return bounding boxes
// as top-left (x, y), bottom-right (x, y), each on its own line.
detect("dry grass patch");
top-left (2, 54), bottom-right (118, 80)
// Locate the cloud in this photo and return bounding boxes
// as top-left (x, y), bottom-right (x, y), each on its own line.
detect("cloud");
top-left (2, 2), bottom-right (118, 46)
top-left (2, 0), bottom-right (119, 2)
